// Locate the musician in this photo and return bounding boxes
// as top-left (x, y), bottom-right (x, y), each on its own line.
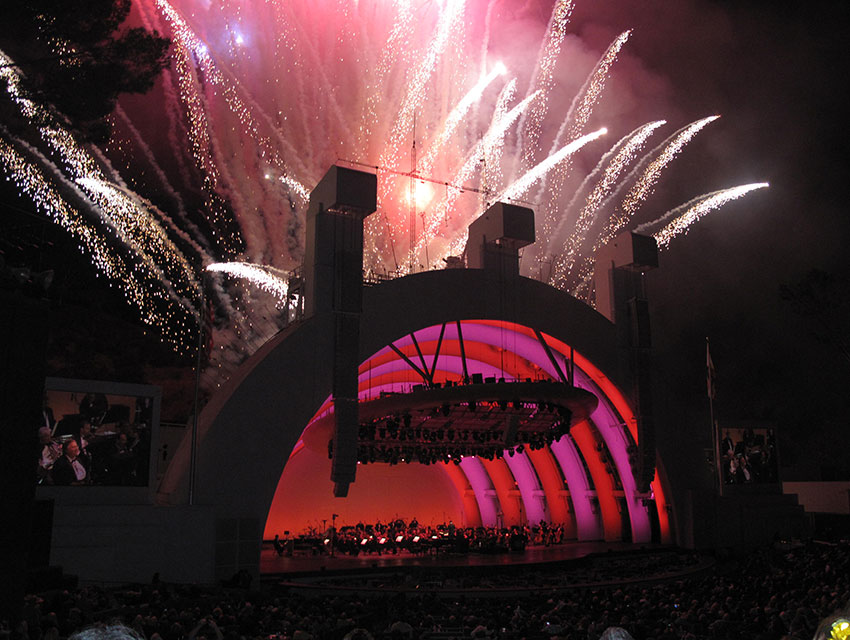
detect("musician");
top-left (38, 426), bottom-right (61, 482)
top-left (52, 439), bottom-right (90, 485)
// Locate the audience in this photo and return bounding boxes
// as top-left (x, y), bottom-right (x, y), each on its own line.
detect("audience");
top-left (7, 540), bottom-right (848, 640)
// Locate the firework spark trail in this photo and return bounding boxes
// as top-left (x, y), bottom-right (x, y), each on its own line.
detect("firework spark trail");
top-left (379, 0), bottom-right (467, 174)
top-left (0, 135), bottom-right (200, 347)
top-left (361, 1), bottom-right (414, 146)
top-left (155, 3), bottom-right (220, 183)
top-left (156, 0), bottom-right (314, 262)
top-left (472, 0), bottom-right (500, 130)
top-left (500, 127), bottom-right (608, 202)
top-left (537, 31), bottom-right (632, 242)
top-left (375, 0), bottom-right (468, 250)
top-left (161, 27), bottom-right (241, 256)
top-left (264, 5), bottom-right (358, 159)
top-left (564, 120), bottom-right (725, 295)
top-left (571, 270), bottom-right (594, 301)
top-left (483, 78), bottom-right (518, 199)
top-left (207, 262), bottom-right (290, 302)
top-left (135, 1), bottom-right (197, 190)
top-left (1, 47), bottom-right (205, 350)
top-left (416, 88), bottom-right (541, 261)
top-left (518, 0), bottom-right (575, 171)
top-left (639, 183), bottom-right (769, 247)
top-left (92, 175), bottom-right (211, 263)
top-left (5, 73), bottom-right (199, 305)
top-left (113, 106), bottom-right (198, 238)
top-left (0, 137), bottom-right (143, 299)
top-left (553, 31), bottom-right (632, 156)
top-left (549, 120), bottom-right (666, 287)
top-left (76, 178), bottom-right (201, 296)
top-left (358, 1), bottom-right (417, 268)
top-left (418, 62), bottom-right (507, 176)
top-left (595, 115), bottom-right (720, 250)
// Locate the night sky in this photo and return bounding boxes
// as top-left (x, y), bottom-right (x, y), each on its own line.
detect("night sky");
top-left (1, 0), bottom-right (848, 478)
top-left (610, 0), bottom-right (850, 479)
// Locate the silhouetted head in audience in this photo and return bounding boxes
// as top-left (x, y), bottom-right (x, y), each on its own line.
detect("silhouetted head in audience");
top-left (70, 625), bottom-right (144, 640)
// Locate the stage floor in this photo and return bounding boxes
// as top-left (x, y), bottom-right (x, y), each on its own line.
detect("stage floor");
top-left (260, 540), bottom-right (661, 576)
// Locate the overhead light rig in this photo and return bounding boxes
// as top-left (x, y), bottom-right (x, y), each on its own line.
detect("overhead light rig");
top-left (324, 379), bottom-right (598, 466)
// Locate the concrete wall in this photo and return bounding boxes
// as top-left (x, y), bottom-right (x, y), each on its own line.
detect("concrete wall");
top-left (47, 270), bottom-right (656, 583)
top-left (48, 504), bottom-right (216, 584)
top-left (685, 489), bottom-right (807, 550)
top-left (784, 481), bottom-right (850, 514)
top-left (152, 270), bottom-right (627, 582)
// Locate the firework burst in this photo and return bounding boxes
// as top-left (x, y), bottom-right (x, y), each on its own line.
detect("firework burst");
top-left (0, 0), bottom-right (767, 374)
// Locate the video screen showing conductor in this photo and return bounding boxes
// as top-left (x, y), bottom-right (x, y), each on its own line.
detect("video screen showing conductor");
top-left (38, 388), bottom-right (154, 487)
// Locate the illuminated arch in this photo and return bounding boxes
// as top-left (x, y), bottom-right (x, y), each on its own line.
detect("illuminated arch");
top-left (269, 318), bottom-right (670, 544)
top-left (159, 269), bottom-right (674, 579)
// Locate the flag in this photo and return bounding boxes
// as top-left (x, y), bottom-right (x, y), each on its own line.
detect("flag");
top-left (706, 338), bottom-right (716, 400)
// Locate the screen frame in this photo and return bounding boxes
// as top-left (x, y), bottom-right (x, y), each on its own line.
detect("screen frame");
top-left (37, 377), bottom-right (162, 504)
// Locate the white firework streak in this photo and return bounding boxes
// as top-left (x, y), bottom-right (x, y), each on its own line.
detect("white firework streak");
top-left (641, 183), bottom-right (769, 247)
top-left (418, 88), bottom-right (541, 260)
top-left (155, 3), bottom-right (219, 181)
top-left (0, 135), bottom-right (201, 349)
top-left (472, 0), bottom-right (500, 130)
top-left (419, 62), bottom-right (507, 176)
top-left (595, 115), bottom-right (720, 251)
top-left (374, 0), bottom-right (468, 261)
top-left (84, 177), bottom-right (210, 264)
top-left (75, 178), bottom-right (201, 296)
top-left (552, 31), bottom-right (632, 155)
top-left (155, 0), bottom-right (315, 263)
top-left (134, 0), bottom-right (198, 189)
top-left (519, 0), bottom-right (575, 168)
top-left (279, 175), bottom-right (310, 204)
top-left (207, 262), bottom-right (290, 302)
top-left (0, 137), bottom-right (148, 307)
top-left (483, 78), bottom-right (518, 199)
top-left (550, 120), bottom-right (666, 287)
top-left (380, 0), bottom-right (467, 173)
top-left (500, 128), bottom-right (608, 202)
top-left (361, 0), bottom-right (415, 145)
top-left (2, 49), bottom-right (200, 299)
top-left (539, 31), bottom-right (632, 237)
top-left (112, 105), bottom-right (211, 254)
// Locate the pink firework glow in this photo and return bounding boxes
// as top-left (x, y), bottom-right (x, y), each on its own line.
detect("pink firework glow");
top-left (0, 0), bottom-right (767, 366)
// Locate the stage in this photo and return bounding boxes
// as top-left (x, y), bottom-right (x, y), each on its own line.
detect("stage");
top-left (261, 540), bottom-right (666, 576)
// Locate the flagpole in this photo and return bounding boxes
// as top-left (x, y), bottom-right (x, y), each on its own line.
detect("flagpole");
top-left (706, 337), bottom-right (723, 496)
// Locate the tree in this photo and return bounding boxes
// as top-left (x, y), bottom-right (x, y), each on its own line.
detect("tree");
top-left (0, 0), bottom-right (170, 141)
top-left (780, 268), bottom-right (850, 368)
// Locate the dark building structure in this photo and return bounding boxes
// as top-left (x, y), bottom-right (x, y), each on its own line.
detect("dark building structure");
top-left (27, 166), bottom-right (804, 584)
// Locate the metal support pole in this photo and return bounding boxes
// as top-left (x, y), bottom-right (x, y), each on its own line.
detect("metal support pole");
top-left (707, 337), bottom-right (723, 496)
top-left (189, 281), bottom-right (204, 506)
